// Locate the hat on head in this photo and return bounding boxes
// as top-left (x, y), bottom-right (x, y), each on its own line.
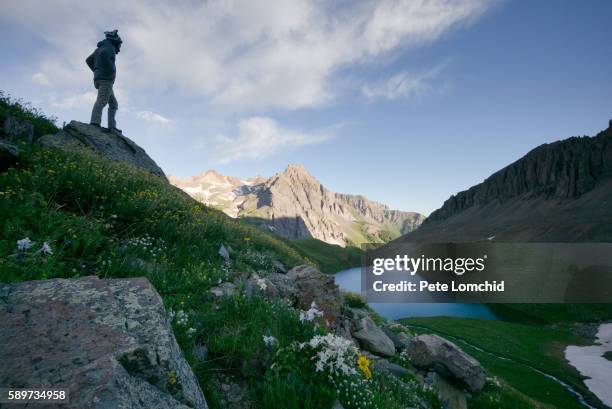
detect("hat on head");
top-left (104, 29), bottom-right (122, 43)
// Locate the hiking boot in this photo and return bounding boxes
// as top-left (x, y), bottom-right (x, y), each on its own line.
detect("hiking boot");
top-left (103, 127), bottom-right (122, 134)
top-left (89, 122), bottom-right (102, 128)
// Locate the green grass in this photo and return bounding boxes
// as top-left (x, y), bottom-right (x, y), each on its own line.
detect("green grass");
top-left (235, 217), bottom-right (363, 273)
top-left (289, 238), bottom-right (362, 273)
top-left (0, 95), bottom-right (437, 409)
top-left (467, 381), bottom-right (555, 409)
top-left (0, 91), bottom-right (59, 139)
top-left (401, 317), bottom-right (600, 409)
top-left (489, 304), bottom-right (612, 324)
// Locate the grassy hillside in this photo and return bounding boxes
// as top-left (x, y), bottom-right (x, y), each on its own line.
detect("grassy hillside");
top-left (402, 317), bottom-right (602, 409)
top-left (0, 94), bottom-right (433, 409)
top-left (289, 238), bottom-right (362, 273)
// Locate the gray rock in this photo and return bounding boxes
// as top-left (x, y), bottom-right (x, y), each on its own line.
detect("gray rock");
top-left (335, 317), bottom-right (355, 343)
top-left (372, 358), bottom-right (412, 378)
top-left (382, 325), bottom-right (412, 351)
top-left (348, 307), bottom-right (370, 320)
top-left (288, 264), bottom-right (343, 324)
top-left (267, 272), bottom-right (298, 300)
top-left (246, 274), bottom-right (278, 301)
top-left (352, 316), bottom-right (396, 357)
top-left (38, 121), bottom-right (167, 181)
top-left (210, 282), bottom-right (236, 298)
top-left (425, 372), bottom-right (467, 409)
top-left (0, 276), bottom-right (207, 409)
top-left (408, 334), bottom-right (485, 392)
top-left (218, 244), bottom-right (231, 263)
top-left (3, 116), bottom-right (34, 145)
top-left (272, 259), bottom-right (287, 274)
top-left (0, 140), bottom-right (20, 171)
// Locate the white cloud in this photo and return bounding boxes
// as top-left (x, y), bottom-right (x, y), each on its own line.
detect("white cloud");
top-left (362, 63), bottom-right (448, 100)
top-left (211, 117), bottom-right (334, 164)
top-left (32, 72), bottom-right (50, 86)
top-left (1, 0), bottom-right (496, 112)
top-left (135, 110), bottom-right (172, 124)
top-left (48, 91), bottom-right (97, 110)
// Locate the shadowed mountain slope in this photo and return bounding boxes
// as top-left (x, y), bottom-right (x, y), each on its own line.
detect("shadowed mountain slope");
top-left (402, 123), bottom-right (612, 242)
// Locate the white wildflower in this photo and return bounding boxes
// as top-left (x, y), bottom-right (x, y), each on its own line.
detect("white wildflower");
top-left (175, 310), bottom-right (189, 326)
top-left (299, 301), bottom-right (324, 323)
top-left (262, 335), bottom-right (278, 347)
top-left (186, 327), bottom-right (196, 337)
top-left (255, 275), bottom-right (267, 291)
top-left (41, 242), bottom-right (53, 255)
top-left (303, 333), bottom-right (358, 377)
top-left (17, 237), bottom-right (34, 251)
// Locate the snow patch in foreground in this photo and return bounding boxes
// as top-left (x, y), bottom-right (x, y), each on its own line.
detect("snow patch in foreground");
top-left (565, 323), bottom-right (612, 407)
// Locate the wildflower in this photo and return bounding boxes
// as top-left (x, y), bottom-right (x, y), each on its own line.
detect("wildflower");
top-left (303, 334), bottom-right (358, 377)
top-left (186, 327), bottom-right (196, 337)
top-left (263, 335), bottom-right (278, 347)
top-left (41, 242), bottom-right (53, 255)
top-left (253, 275), bottom-right (267, 291)
top-left (17, 237), bottom-right (34, 251)
top-left (175, 310), bottom-right (189, 326)
top-left (167, 370), bottom-right (177, 385)
top-left (357, 353), bottom-right (372, 379)
top-left (299, 301), bottom-right (324, 323)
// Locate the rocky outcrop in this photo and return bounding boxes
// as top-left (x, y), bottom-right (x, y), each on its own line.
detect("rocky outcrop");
top-left (171, 164), bottom-right (424, 247)
top-left (408, 334), bottom-right (485, 392)
top-left (287, 264), bottom-right (343, 324)
top-left (351, 316), bottom-right (396, 357)
top-left (403, 124), bottom-right (612, 242)
top-left (3, 116), bottom-right (34, 145)
top-left (38, 121), bottom-right (167, 181)
top-left (0, 276), bottom-right (207, 409)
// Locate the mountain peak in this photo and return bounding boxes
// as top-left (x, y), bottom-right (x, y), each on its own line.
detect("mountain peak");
top-left (172, 165), bottom-right (424, 246)
top-left (283, 163), bottom-right (310, 176)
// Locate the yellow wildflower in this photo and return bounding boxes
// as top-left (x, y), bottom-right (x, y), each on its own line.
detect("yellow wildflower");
top-left (357, 353), bottom-right (372, 379)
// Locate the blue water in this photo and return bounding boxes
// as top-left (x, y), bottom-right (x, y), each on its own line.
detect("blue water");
top-left (334, 267), bottom-right (499, 320)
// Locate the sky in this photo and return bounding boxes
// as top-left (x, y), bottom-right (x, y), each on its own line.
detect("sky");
top-left (1, 0), bottom-right (611, 215)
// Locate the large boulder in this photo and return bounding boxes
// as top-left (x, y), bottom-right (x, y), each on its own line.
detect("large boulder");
top-left (287, 264), bottom-right (343, 324)
top-left (352, 316), bottom-right (396, 357)
top-left (38, 121), bottom-right (167, 181)
top-left (408, 334), bottom-right (485, 392)
top-left (0, 276), bottom-right (207, 409)
top-left (0, 140), bottom-right (19, 171)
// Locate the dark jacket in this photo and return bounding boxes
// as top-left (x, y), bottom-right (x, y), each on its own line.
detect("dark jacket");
top-left (86, 39), bottom-right (117, 82)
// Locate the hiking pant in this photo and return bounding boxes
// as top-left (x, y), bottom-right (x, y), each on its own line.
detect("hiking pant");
top-left (90, 80), bottom-right (117, 128)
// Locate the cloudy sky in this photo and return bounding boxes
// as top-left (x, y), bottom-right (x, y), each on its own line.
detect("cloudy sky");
top-left (1, 0), bottom-right (611, 215)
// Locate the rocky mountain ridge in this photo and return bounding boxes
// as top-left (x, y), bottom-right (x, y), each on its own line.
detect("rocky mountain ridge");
top-left (171, 164), bottom-right (425, 247)
top-left (403, 123), bottom-right (612, 242)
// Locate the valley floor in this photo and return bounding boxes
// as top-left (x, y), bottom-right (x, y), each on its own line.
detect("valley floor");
top-left (401, 315), bottom-right (610, 409)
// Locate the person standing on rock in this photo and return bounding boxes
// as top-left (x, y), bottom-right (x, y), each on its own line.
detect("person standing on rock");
top-left (86, 30), bottom-right (122, 134)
